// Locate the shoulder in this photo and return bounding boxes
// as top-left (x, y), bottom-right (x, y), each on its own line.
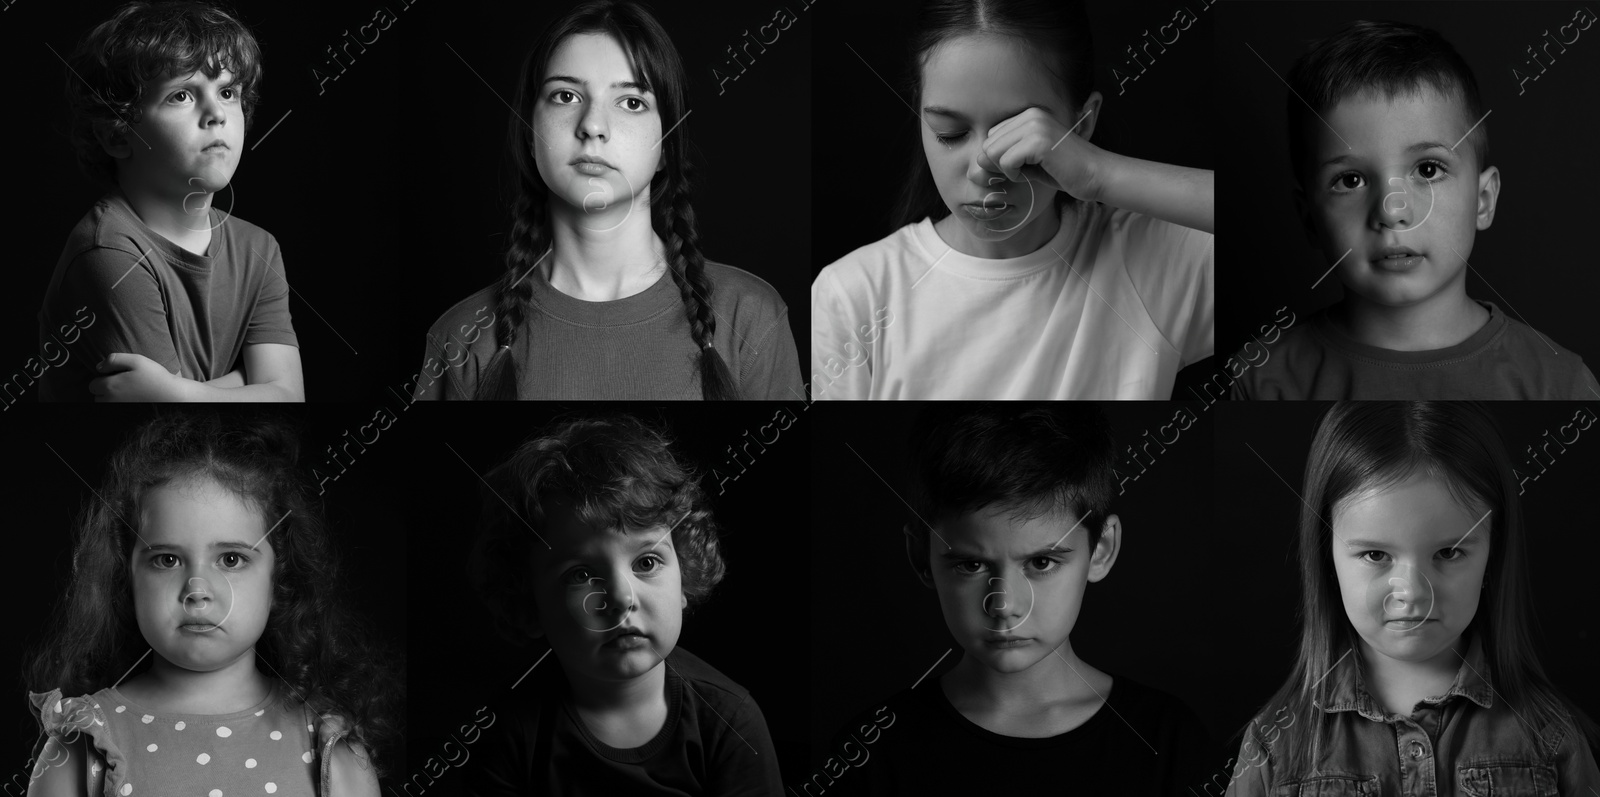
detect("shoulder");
top-left (1082, 201), bottom-right (1214, 262)
top-left (1231, 307), bottom-right (1333, 399)
top-left (701, 260), bottom-right (788, 320)
top-left (426, 283), bottom-right (501, 343)
top-left (814, 222), bottom-right (926, 292)
top-left (666, 646), bottom-right (754, 708)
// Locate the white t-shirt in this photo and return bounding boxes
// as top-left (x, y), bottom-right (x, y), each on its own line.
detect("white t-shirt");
top-left (810, 200), bottom-right (1214, 399)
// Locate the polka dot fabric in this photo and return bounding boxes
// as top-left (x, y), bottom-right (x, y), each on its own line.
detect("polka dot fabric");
top-left (28, 680), bottom-right (349, 796)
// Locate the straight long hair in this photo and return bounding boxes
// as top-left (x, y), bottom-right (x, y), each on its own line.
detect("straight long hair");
top-left (474, 0), bottom-right (737, 400)
top-left (890, 0), bottom-right (1095, 232)
top-left (1244, 402), bottom-right (1599, 780)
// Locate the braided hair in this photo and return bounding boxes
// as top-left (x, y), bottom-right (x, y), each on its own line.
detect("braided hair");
top-left (475, 0), bottom-right (737, 400)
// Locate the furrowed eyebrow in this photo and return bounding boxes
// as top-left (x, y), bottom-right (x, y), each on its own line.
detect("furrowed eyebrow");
top-left (1319, 141), bottom-right (1455, 170)
top-left (938, 546), bottom-right (1070, 562)
top-left (144, 541), bottom-right (261, 553)
top-left (542, 75), bottom-right (652, 92)
top-left (922, 103), bottom-right (1052, 122)
top-left (1343, 535), bottom-right (1483, 550)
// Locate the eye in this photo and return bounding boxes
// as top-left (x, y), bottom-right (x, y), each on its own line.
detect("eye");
top-left (635, 553), bottom-right (665, 574)
top-left (951, 561), bottom-right (985, 575)
top-left (551, 89), bottom-right (580, 105)
top-left (1415, 159), bottom-right (1447, 182)
top-left (1437, 546), bottom-right (1466, 561)
top-left (1358, 550), bottom-right (1389, 564)
top-left (170, 90), bottom-right (191, 103)
top-left (151, 553), bottom-right (180, 569)
top-left (1330, 172), bottom-right (1365, 192)
top-left (219, 552), bottom-right (250, 570)
top-left (934, 131), bottom-right (967, 146)
top-left (1028, 556), bottom-right (1063, 574)
top-left (220, 85), bottom-right (239, 101)
top-left (564, 566), bottom-right (597, 585)
top-left (620, 97), bottom-right (648, 112)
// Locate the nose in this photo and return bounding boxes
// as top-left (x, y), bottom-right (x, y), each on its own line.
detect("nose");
top-left (182, 576), bottom-right (213, 616)
top-left (198, 90), bottom-right (226, 128)
top-left (1383, 560), bottom-right (1434, 617)
top-left (577, 99), bottom-right (609, 142)
top-left (581, 567), bottom-right (637, 620)
top-left (1371, 175), bottom-right (1417, 231)
top-left (982, 575), bottom-right (1025, 622)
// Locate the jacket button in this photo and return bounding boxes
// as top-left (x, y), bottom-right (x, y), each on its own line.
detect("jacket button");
top-left (1409, 742), bottom-right (1425, 759)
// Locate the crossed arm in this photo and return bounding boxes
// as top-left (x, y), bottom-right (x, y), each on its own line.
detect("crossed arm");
top-left (90, 343), bottom-right (304, 402)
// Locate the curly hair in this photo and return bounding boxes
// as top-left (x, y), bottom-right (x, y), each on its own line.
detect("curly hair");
top-left (66, 1), bottom-right (263, 187)
top-left (469, 414), bottom-right (727, 644)
top-left (472, 0), bottom-right (739, 400)
top-left (23, 412), bottom-right (401, 778)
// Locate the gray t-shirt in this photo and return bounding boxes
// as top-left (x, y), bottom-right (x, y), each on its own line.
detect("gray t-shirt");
top-left (38, 191), bottom-right (298, 401)
top-left (1231, 301), bottom-right (1600, 400)
top-left (415, 261), bottom-right (803, 400)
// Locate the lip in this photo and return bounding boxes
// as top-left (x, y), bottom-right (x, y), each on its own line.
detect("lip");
top-left (983, 634), bottom-right (1031, 649)
top-left (1373, 245), bottom-right (1423, 270)
top-left (202, 140), bottom-right (229, 151)
top-left (570, 154), bottom-right (617, 172)
top-left (604, 627), bottom-right (650, 648)
top-left (178, 622), bottom-right (220, 633)
top-left (1384, 617), bottom-right (1436, 627)
top-left (962, 203), bottom-right (1012, 221)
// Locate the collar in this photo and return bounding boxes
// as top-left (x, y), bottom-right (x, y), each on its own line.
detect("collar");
top-left (1314, 632), bottom-right (1495, 721)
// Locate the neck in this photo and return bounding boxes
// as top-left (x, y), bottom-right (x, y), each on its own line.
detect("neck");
top-left (943, 639), bottom-right (1092, 710)
top-left (545, 193), bottom-right (667, 301)
top-left (934, 200), bottom-right (1064, 260)
top-left (565, 657), bottom-right (668, 714)
top-left (118, 181), bottom-right (216, 253)
top-left (1335, 284), bottom-right (1487, 351)
top-left (136, 648), bottom-right (272, 714)
top-left (1359, 635), bottom-right (1466, 715)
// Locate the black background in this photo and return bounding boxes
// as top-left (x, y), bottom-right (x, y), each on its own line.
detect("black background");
top-left (1218, 1), bottom-right (1600, 370)
top-left (399, 402), bottom-right (812, 794)
top-left (394, 0), bottom-right (812, 389)
top-left (4, 0), bottom-right (404, 401)
top-left (0, 405), bottom-right (409, 787)
top-left (807, 401), bottom-right (1225, 784)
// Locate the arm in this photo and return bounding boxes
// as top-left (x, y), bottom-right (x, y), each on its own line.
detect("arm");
top-left (205, 369), bottom-right (246, 388)
top-left (809, 271), bottom-right (874, 401)
top-left (92, 344), bottom-right (303, 401)
top-left (1094, 149), bottom-right (1214, 234)
top-left (327, 740), bottom-right (381, 797)
top-left (28, 734), bottom-right (96, 797)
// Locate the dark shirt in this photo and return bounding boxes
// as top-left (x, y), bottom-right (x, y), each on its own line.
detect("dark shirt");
top-left (1226, 635), bottom-right (1600, 796)
top-left (38, 191), bottom-right (297, 401)
top-left (464, 647), bottom-right (782, 797)
top-left (809, 674), bottom-right (1220, 796)
top-left (415, 261), bottom-right (802, 400)
top-left (1231, 301), bottom-right (1600, 400)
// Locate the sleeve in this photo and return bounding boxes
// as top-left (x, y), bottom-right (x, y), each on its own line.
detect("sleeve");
top-left (28, 689), bottom-right (114, 794)
top-left (411, 322), bottom-right (479, 401)
top-left (245, 234), bottom-right (299, 348)
top-left (736, 306), bottom-right (805, 401)
top-left (1125, 220), bottom-right (1215, 367)
top-left (1549, 711), bottom-right (1600, 796)
top-left (53, 246), bottom-right (183, 373)
top-left (1157, 699), bottom-right (1228, 797)
top-left (1222, 722), bottom-right (1276, 797)
top-left (804, 704), bottom-right (898, 797)
top-left (1567, 362), bottom-right (1600, 401)
top-left (462, 705), bottom-right (528, 797)
top-left (809, 269), bottom-right (872, 401)
top-left (706, 693), bottom-right (783, 797)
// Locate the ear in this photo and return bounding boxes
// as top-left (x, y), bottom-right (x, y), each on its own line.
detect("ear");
top-left (94, 119), bottom-right (134, 161)
top-left (1474, 165), bottom-right (1500, 231)
top-left (1086, 514), bottom-right (1121, 583)
top-left (903, 523), bottom-right (935, 589)
top-left (1074, 91), bottom-right (1104, 142)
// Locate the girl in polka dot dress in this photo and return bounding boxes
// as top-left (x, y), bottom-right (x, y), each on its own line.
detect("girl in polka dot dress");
top-left (23, 413), bottom-right (400, 796)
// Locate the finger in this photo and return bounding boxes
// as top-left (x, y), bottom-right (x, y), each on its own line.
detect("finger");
top-left (87, 376), bottom-right (110, 396)
top-left (99, 353), bottom-right (133, 372)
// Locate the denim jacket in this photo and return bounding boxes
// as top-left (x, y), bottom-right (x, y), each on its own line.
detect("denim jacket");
top-left (1226, 635), bottom-right (1600, 796)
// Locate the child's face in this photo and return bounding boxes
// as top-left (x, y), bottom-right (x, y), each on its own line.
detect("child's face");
top-left (533, 33), bottom-right (664, 226)
top-left (1331, 472), bottom-right (1489, 667)
top-left (114, 67), bottom-right (245, 200)
top-left (131, 477), bottom-right (275, 673)
top-left (928, 506), bottom-right (1114, 674)
top-left (530, 500), bottom-right (685, 683)
top-left (1298, 88), bottom-right (1499, 308)
top-left (919, 35), bottom-right (1073, 247)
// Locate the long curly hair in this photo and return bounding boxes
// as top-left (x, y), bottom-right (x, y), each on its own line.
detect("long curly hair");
top-left (23, 412), bottom-right (402, 777)
top-left (469, 414), bottom-right (727, 645)
top-left (66, 1), bottom-right (263, 187)
top-left (474, 0), bottom-right (738, 400)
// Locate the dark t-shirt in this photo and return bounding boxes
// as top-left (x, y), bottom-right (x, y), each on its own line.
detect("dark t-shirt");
top-left (1231, 301), bottom-right (1600, 400)
top-left (414, 261), bottom-right (803, 400)
top-left (37, 191), bottom-right (298, 401)
top-left (464, 647), bottom-right (783, 797)
top-left (812, 674), bottom-right (1220, 796)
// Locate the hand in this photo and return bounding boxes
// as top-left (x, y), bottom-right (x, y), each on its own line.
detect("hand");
top-left (90, 353), bottom-right (189, 402)
top-left (975, 107), bottom-right (1102, 202)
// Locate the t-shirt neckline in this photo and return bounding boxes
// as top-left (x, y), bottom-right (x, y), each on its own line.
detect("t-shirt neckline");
top-left (1314, 301), bottom-right (1504, 364)
top-left (528, 261), bottom-right (681, 327)
top-left (931, 671), bottom-right (1117, 747)
top-left (101, 679), bottom-right (281, 723)
top-left (104, 189), bottom-right (222, 269)
top-left (911, 200), bottom-right (1083, 281)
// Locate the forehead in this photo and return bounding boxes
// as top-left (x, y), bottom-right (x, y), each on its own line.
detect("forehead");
top-left (1332, 472), bottom-right (1488, 547)
top-left (938, 504), bottom-right (1085, 555)
top-left (920, 34), bottom-right (1071, 120)
top-left (547, 33), bottom-right (642, 87)
top-left (538, 501), bottom-right (672, 561)
top-left (138, 477), bottom-right (270, 549)
top-left (1311, 87), bottom-right (1473, 165)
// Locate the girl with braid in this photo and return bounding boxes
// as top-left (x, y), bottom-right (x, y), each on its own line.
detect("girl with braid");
top-left (415, 0), bottom-right (803, 401)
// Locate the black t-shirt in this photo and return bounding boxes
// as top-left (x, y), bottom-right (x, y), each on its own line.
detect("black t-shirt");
top-left (464, 646), bottom-right (782, 796)
top-left (811, 674), bottom-right (1221, 796)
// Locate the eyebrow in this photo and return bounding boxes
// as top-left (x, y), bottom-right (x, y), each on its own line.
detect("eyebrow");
top-left (542, 75), bottom-right (651, 92)
top-left (922, 103), bottom-right (1051, 122)
top-left (1343, 535), bottom-right (1483, 550)
top-left (144, 541), bottom-right (263, 553)
top-left (1319, 141), bottom-right (1454, 169)
top-left (938, 544), bottom-right (1071, 562)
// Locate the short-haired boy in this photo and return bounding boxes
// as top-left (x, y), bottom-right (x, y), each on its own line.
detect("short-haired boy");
top-left (815, 405), bottom-right (1218, 795)
top-left (39, 0), bottom-right (302, 401)
top-left (1234, 20), bottom-right (1598, 400)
